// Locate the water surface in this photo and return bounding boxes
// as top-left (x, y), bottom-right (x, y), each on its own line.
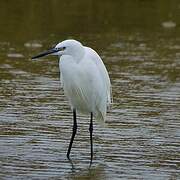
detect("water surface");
top-left (0, 1), bottom-right (180, 179)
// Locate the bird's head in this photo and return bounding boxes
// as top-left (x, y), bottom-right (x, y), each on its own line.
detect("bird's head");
top-left (32, 39), bottom-right (84, 60)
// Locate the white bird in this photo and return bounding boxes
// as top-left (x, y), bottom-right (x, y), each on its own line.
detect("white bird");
top-left (32, 39), bottom-right (112, 164)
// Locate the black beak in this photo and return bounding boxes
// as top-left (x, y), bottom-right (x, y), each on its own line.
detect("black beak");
top-left (31, 48), bottom-right (58, 59)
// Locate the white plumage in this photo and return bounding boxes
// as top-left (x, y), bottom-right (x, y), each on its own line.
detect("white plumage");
top-left (58, 40), bottom-right (112, 121)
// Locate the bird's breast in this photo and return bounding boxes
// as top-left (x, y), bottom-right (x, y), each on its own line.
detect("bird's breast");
top-left (59, 55), bottom-right (105, 114)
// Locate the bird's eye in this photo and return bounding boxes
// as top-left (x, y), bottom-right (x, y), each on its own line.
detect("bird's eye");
top-left (56, 47), bottom-right (66, 51)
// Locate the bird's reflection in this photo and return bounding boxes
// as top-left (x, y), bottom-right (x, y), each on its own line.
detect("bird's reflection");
top-left (68, 163), bottom-right (106, 180)
top-left (68, 158), bottom-right (75, 172)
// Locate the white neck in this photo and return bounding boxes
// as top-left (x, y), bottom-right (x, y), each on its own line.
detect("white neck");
top-left (72, 45), bottom-right (85, 63)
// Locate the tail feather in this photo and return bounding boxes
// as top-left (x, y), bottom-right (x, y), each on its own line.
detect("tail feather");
top-left (96, 106), bottom-right (106, 122)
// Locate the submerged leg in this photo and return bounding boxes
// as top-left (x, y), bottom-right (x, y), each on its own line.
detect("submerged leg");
top-left (89, 112), bottom-right (93, 165)
top-left (67, 109), bottom-right (77, 160)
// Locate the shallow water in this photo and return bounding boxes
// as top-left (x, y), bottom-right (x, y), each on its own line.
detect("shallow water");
top-left (0, 1), bottom-right (180, 179)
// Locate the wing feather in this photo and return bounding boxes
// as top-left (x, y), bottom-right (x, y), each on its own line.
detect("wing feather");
top-left (85, 47), bottom-right (112, 105)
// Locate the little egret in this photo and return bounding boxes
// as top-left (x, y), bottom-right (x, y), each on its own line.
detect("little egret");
top-left (32, 39), bottom-right (112, 164)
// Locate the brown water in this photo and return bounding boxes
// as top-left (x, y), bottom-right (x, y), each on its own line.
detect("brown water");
top-left (0, 1), bottom-right (180, 179)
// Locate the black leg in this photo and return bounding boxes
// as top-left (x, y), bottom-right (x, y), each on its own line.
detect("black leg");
top-left (67, 109), bottom-right (77, 160)
top-left (89, 112), bottom-right (93, 165)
